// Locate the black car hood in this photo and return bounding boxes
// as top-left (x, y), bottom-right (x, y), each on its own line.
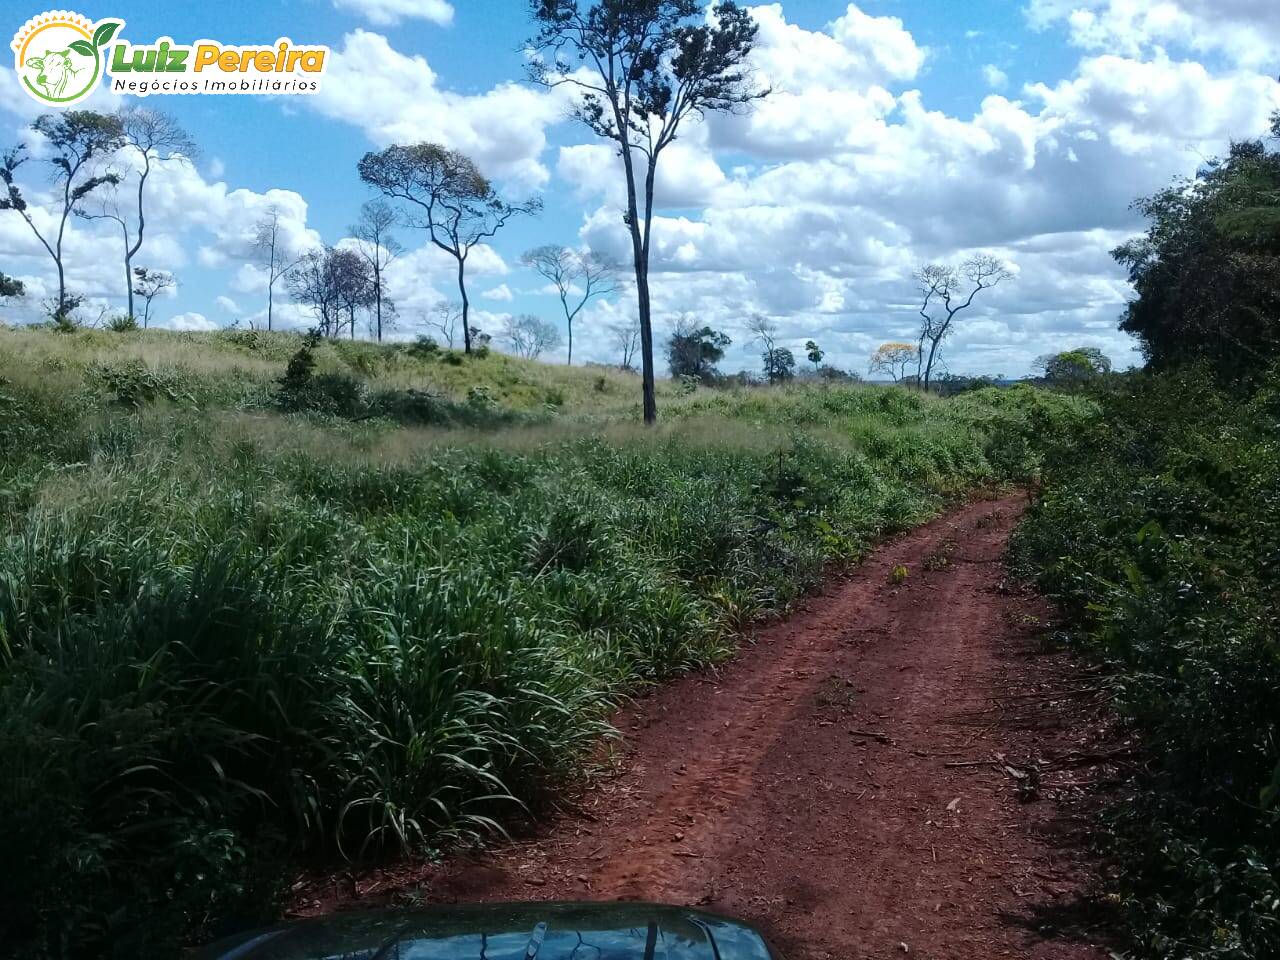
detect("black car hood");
top-left (193, 901), bottom-right (778, 960)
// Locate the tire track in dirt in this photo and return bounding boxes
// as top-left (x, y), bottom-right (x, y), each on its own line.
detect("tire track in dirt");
top-left (297, 494), bottom-right (1119, 959)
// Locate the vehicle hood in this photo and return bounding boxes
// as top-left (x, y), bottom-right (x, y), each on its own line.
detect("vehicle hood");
top-left (193, 901), bottom-right (778, 960)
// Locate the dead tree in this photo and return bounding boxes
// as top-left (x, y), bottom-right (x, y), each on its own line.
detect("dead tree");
top-left (914, 255), bottom-right (1012, 390)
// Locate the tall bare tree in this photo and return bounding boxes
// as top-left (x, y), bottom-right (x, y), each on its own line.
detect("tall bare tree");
top-left (520, 245), bottom-right (620, 364)
top-left (914, 255), bottom-right (1012, 391)
top-left (79, 108), bottom-right (195, 320)
top-left (252, 205), bottom-right (303, 332)
top-left (358, 143), bottom-right (540, 353)
top-left (425, 300), bottom-right (463, 347)
top-left (351, 199), bottom-right (402, 342)
top-left (528, 1), bottom-right (767, 423)
top-left (610, 317), bottom-right (641, 369)
top-left (0, 111), bottom-right (123, 321)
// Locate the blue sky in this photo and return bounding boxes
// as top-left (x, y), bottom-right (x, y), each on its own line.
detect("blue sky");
top-left (3, 0), bottom-right (1279, 376)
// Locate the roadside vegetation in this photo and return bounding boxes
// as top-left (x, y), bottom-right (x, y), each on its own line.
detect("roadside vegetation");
top-left (0, 326), bottom-right (1087, 956)
top-left (2, 2), bottom-right (1274, 955)
top-left (1014, 119), bottom-right (1280, 960)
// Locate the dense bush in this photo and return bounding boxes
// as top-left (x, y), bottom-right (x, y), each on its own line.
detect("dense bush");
top-left (1012, 368), bottom-right (1280, 959)
top-left (1112, 115), bottom-right (1280, 379)
top-left (86, 358), bottom-right (195, 409)
top-left (0, 329), bottom-right (1087, 956)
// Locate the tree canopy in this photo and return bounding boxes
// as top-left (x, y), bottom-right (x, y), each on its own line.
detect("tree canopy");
top-left (869, 342), bottom-right (918, 382)
top-left (1034, 347), bottom-right (1112, 387)
top-left (667, 320), bottom-right (730, 382)
top-left (1112, 113), bottom-right (1280, 379)
top-left (527, 0), bottom-right (765, 421)
top-left (359, 142), bottom-right (539, 353)
top-left (0, 272), bottom-right (23, 301)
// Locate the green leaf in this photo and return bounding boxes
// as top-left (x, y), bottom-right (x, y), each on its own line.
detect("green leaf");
top-left (92, 21), bottom-right (120, 48)
top-left (1261, 760), bottom-right (1280, 810)
top-left (68, 39), bottom-right (95, 57)
top-left (1135, 519), bottom-right (1163, 545)
top-left (1122, 561), bottom-right (1144, 590)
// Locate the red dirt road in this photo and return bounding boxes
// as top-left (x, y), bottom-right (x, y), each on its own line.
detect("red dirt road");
top-left (298, 495), bottom-right (1119, 959)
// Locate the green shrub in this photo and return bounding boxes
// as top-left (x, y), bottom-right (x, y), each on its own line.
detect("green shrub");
top-left (409, 335), bottom-right (439, 356)
top-left (276, 333), bottom-right (370, 418)
top-left (106, 313), bottom-right (139, 332)
top-left (85, 359), bottom-right (194, 408)
top-left (1012, 368), bottom-right (1280, 960)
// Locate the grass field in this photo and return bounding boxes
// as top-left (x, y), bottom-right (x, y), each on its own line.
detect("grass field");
top-left (0, 325), bottom-right (1090, 956)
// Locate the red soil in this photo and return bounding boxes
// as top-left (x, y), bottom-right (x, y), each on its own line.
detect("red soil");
top-left (294, 494), bottom-right (1122, 959)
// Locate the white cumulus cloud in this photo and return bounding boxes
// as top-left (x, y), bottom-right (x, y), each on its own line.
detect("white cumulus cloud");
top-left (332, 0), bottom-right (454, 27)
top-left (164, 311), bottom-right (219, 331)
top-left (310, 30), bottom-right (567, 187)
top-left (982, 64), bottom-right (1009, 89)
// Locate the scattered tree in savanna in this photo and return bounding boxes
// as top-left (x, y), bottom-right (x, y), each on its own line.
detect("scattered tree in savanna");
top-left (425, 300), bottom-right (463, 348)
top-left (287, 246), bottom-right (359, 336)
top-left (0, 271), bottom-right (23, 302)
top-left (933, 372), bottom-right (1000, 396)
top-left (610, 317), bottom-right (642, 370)
top-left (332, 247), bottom-right (375, 339)
top-left (251, 205), bottom-right (303, 332)
top-left (131, 266), bottom-right (174, 329)
top-left (39, 293), bottom-right (83, 329)
top-left (763, 346), bottom-right (796, 383)
top-left (0, 111), bottom-right (124, 322)
top-left (1113, 117), bottom-right (1280, 378)
top-left (748, 314), bottom-right (793, 384)
top-left (1034, 347), bottom-right (1112, 388)
top-left (521, 244), bottom-right (620, 364)
top-left (528, 0), bottom-right (767, 423)
top-left (818, 364), bottom-right (860, 382)
top-left (79, 108), bottom-right (196, 321)
top-left (502, 312), bottom-right (561, 359)
top-left (805, 340), bottom-right (824, 373)
top-left (869, 342), bottom-right (919, 382)
top-left (667, 315), bottom-right (731, 382)
top-left (351, 199), bottom-right (402, 342)
top-left (913, 255), bottom-right (1012, 391)
top-left (358, 142), bottom-right (540, 354)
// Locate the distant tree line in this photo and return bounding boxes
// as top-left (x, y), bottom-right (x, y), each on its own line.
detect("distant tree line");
top-left (662, 312), bottom-right (858, 386)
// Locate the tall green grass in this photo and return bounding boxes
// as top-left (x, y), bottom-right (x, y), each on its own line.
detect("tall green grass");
top-left (0, 327), bottom-right (1088, 956)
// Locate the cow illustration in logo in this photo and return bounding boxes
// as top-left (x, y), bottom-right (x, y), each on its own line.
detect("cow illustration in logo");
top-left (27, 47), bottom-right (81, 98)
top-left (11, 12), bottom-right (123, 106)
